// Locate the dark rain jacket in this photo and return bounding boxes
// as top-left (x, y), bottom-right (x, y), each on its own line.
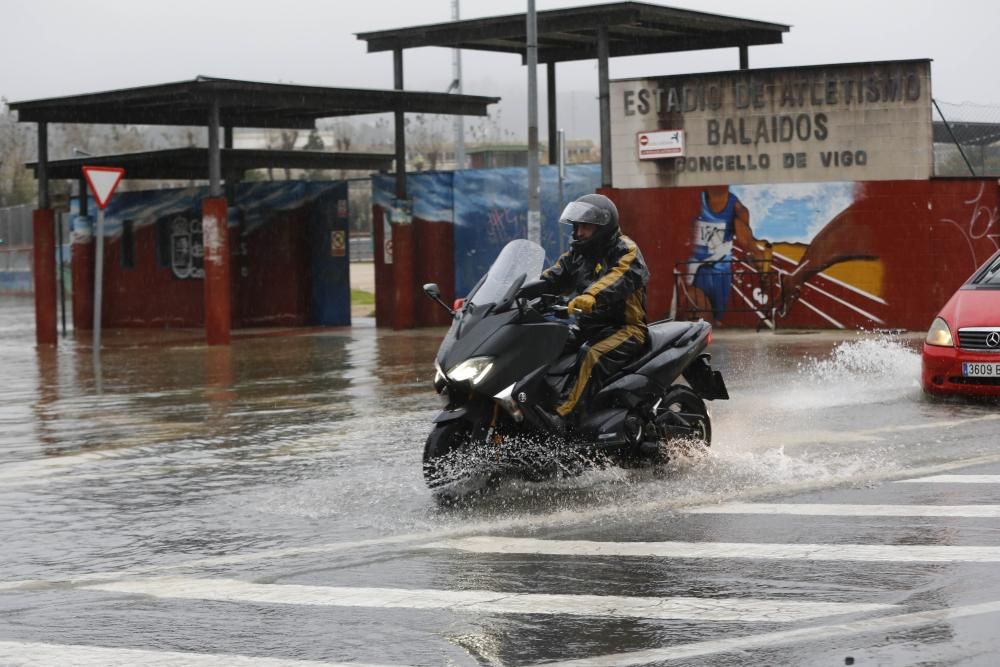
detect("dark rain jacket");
top-left (540, 232), bottom-right (650, 342)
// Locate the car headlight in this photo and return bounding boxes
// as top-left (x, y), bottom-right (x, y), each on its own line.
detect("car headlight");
top-left (925, 317), bottom-right (954, 347)
top-left (447, 356), bottom-right (495, 384)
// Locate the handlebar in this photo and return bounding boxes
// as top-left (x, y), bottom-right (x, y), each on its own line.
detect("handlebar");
top-left (549, 304), bottom-right (571, 320)
top-left (525, 293), bottom-right (571, 319)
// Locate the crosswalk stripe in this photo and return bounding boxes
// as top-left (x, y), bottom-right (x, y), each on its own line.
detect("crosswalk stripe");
top-left (897, 475), bottom-right (1000, 484)
top-left (81, 577), bottom-right (893, 622)
top-left (11, 453), bottom-right (1000, 594)
top-left (685, 503), bottom-right (1000, 517)
top-left (0, 641), bottom-right (397, 667)
top-left (539, 599), bottom-right (1000, 666)
top-left (422, 536), bottom-right (1000, 563)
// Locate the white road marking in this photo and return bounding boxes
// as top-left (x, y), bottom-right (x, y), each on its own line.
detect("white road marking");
top-left (539, 599), bottom-right (1000, 666)
top-left (686, 503), bottom-right (1000, 518)
top-left (423, 536), bottom-right (1000, 563)
top-left (7, 453), bottom-right (1000, 593)
top-left (898, 475), bottom-right (1000, 484)
top-left (0, 641), bottom-right (396, 667)
top-left (81, 577), bottom-right (893, 623)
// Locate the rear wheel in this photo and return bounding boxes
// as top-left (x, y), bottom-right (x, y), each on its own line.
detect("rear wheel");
top-left (658, 386), bottom-right (711, 445)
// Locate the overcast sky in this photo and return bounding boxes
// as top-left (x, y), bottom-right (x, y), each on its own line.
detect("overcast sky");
top-left (3, 0), bottom-right (998, 140)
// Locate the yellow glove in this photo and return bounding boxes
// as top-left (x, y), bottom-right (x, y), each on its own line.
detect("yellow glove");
top-left (568, 293), bottom-right (596, 315)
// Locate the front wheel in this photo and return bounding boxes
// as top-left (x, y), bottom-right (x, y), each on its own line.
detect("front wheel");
top-left (423, 420), bottom-right (492, 503)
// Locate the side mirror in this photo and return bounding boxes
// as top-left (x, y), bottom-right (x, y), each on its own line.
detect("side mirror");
top-left (422, 282), bottom-right (454, 316)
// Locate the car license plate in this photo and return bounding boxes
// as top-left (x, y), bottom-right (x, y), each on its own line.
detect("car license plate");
top-left (963, 362), bottom-right (1000, 377)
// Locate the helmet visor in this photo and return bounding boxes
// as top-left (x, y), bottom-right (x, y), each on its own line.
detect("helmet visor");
top-left (558, 201), bottom-right (611, 227)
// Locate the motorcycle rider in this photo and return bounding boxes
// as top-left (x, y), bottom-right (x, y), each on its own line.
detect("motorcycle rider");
top-left (525, 193), bottom-right (650, 431)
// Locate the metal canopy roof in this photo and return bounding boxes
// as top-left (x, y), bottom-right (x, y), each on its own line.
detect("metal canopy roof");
top-left (356, 1), bottom-right (789, 63)
top-left (27, 148), bottom-right (395, 181)
top-left (9, 76), bottom-right (499, 129)
top-left (933, 121), bottom-right (1000, 147)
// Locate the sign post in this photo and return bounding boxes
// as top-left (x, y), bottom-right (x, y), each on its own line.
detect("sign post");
top-left (82, 166), bottom-right (124, 353)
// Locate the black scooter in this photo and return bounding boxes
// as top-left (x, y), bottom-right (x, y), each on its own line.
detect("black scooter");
top-left (422, 239), bottom-right (728, 501)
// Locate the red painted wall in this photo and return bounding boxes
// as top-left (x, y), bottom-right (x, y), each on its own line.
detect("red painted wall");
top-left (237, 210), bottom-right (310, 327)
top-left (374, 209), bottom-right (455, 328)
top-left (71, 236), bottom-right (95, 330)
top-left (414, 219), bottom-right (455, 327)
top-left (606, 179), bottom-right (1000, 331)
top-left (100, 210), bottom-right (313, 328)
top-left (102, 223), bottom-right (205, 327)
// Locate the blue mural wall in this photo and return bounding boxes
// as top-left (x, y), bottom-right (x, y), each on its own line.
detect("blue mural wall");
top-left (374, 164), bottom-right (601, 295)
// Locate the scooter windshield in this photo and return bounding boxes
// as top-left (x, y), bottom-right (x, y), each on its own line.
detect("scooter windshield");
top-left (469, 239), bottom-right (546, 306)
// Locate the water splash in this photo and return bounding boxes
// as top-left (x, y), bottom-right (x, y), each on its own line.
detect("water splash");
top-left (776, 333), bottom-right (922, 410)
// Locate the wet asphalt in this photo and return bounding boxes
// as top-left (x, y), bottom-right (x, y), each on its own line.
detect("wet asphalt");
top-left (2, 294), bottom-right (1000, 666)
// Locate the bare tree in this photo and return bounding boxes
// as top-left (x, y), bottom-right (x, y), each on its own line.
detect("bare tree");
top-left (407, 113), bottom-right (448, 171)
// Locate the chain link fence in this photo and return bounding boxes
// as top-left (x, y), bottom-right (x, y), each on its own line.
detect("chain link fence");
top-left (0, 205), bottom-right (34, 292)
top-left (933, 99), bottom-right (1000, 177)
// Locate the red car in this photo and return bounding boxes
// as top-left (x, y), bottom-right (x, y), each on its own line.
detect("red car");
top-left (922, 249), bottom-right (1000, 397)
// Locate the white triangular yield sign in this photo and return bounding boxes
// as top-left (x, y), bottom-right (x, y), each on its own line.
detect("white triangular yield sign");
top-left (82, 166), bottom-right (125, 209)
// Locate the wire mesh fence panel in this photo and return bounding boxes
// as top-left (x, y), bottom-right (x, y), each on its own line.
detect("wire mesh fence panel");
top-left (0, 205), bottom-right (35, 293)
top-left (0, 205), bottom-right (32, 247)
top-left (933, 100), bottom-right (1000, 177)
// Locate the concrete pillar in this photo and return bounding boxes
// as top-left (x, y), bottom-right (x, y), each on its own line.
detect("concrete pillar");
top-left (32, 209), bottom-right (57, 345)
top-left (202, 197), bottom-right (231, 345)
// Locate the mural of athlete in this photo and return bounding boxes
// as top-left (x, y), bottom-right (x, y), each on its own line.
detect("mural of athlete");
top-left (682, 185), bottom-right (770, 324)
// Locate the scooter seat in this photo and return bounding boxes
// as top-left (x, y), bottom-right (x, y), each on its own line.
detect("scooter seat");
top-left (617, 320), bottom-right (693, 375)
top-left (547, 354), bottom-right (577, 376)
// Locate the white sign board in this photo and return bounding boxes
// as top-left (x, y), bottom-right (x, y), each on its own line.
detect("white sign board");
top-left (611, 59), bottom-right (933, 188)
top-left (637, 130), bottom-right (685, 160)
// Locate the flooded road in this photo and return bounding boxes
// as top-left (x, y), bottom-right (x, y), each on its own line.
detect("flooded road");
top-left (2, 294), bottom-right (1000, 666)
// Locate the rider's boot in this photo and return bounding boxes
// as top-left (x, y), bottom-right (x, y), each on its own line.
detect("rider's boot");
top-left (535, 405), bottom-right (566, 434)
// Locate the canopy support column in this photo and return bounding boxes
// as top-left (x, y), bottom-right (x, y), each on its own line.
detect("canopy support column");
top-left (33, 121), bottom-right (57, 346)
top-left (391, 47), bottom-right (416, 330)
top-left (547, 62), bottom-right (558, 166)
top-left (597, 25), bottom-right (611, 188)
top-left (204, 99), bottom-right (231, 345)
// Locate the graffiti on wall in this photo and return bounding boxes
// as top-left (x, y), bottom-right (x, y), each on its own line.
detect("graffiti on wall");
top-left (940, 182), bottom-right (1000, 271)
top-left (169, 216), bottom-right (204, 279)
top-left (486, 206), bottom-right (527, 249)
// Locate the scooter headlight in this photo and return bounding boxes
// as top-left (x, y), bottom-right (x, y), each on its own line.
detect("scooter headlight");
top-left (447, 356), bottom-right (495, 385)
top-left (433, 360), bottom-right (447, 393)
